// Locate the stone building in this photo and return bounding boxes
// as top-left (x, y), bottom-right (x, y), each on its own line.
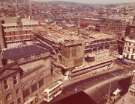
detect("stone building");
top-left (123, 26), bottom-right (135, 62)
top-left (0, 64), bottom-right (23, 104)
top-left (34, 31), bottom-right (84, 75)
top-left (34, 25), bottom-right (117, 77)
top-left (99, 18), bottom-right (127, 40)
top-left (0, 43), bottom-right (63, 104)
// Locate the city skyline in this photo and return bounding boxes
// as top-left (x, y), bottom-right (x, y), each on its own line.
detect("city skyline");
top-left (34, 0), bottom-right (135, 4)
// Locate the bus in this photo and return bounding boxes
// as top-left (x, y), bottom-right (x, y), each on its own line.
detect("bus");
top-left (70, 61), bottom-right (113, 78)
top-left (43, 80), bottom-right (63, 102)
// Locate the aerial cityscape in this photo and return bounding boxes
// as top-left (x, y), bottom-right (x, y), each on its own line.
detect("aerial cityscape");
top-left (0, 0), bottom-right (135, 104)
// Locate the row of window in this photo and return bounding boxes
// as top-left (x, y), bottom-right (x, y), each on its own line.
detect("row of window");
top-left (124, 47), bottom-right (135, 53)
top-left (5, 31), bottom-right (32, 36)
top-left (6, 92), bottom-right (21, 103)
top-left (4, 25), bottom-right (38, 29)
top-left (85, 45), bottom-right (110, 53)
top-left (3, 75), bottom-right (18, 90)
top-left (125, 42), bottom-right (135, 46)
top-left (124, 54), bottom-right (135, 60)
top-left (5, 78), bottom-right (44, 104)
top-left (5, 35), bottom-right (32, 42)
top-left (23, 78), bottom-right (44, 99)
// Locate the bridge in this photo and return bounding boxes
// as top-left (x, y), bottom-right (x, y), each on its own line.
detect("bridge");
top-left (41, 68), bottom-right (133, 104)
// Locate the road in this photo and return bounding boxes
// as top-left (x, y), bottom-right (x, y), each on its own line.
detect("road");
top-left (41, 68), bottom-right (131, 104)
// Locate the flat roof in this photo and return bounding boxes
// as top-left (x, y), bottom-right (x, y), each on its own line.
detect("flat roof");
top-left (3, 44), bottom-right (49, 61)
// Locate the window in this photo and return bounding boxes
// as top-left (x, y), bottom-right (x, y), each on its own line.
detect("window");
top-left (72, 47), bottom-right (77, 57)
top-left (3, 80), bottom-right (8, 89)
top-left (16, 89), bottom-right (19, 94)
top-left (31, 83), bottom-right (37, 93)
top-left (133, 49), bottom-right (135, 53)
top-left (131, 55), bottom-right (134, 60)
top-left (13, 75), bottom-right (17, 85)
top-left (23, 89), bottom-right (30, 99)
top-left (17, 98), bottom-right (21, 104)
top-left (59, 55), bottom-right (62, 63)
top-left (128, 47), bottom-right (130, 51)
top-left (39, 79), bottom-right (44, 88)
top-left (6, 93), bottom-right (12, 101)
top-left (93, 47), bottom-right (97, 52)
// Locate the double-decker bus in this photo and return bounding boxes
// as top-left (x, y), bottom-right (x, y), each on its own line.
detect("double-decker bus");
top-left (43, 80), bottom-right (63, 102)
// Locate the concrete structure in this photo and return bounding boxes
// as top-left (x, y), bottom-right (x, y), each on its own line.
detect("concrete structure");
top-left (0, 17), bottom-right (40, 48)
top-left (33, 25), bottom-right (117, 77)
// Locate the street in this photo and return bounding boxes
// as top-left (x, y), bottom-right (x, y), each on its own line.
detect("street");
top-left (42, 68), bottom-right (131, 104)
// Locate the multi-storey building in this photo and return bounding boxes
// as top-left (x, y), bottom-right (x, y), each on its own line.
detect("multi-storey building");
top-left (123, 26), bottom-right (135, 62)
top-left (0, 19), bottom-right (118, 104)
top-left (34, 25), bottom-right (117, 77)
top-left (0, 17), bottom-right (39, 48)
top-left (99, 18), bottom-right (127, 40)
top-left (0, 64), bottom-right (23, 104)
top-left (0, 43), bottom-right (63, 104)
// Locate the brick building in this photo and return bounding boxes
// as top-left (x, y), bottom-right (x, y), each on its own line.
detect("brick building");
top-left (99, 18), bottom-right (127, 40)
top-left (0, 17), bottom-right (40, 48)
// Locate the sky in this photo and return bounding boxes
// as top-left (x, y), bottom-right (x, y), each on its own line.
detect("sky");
top-left (35, 0), bottom-right (135, 4)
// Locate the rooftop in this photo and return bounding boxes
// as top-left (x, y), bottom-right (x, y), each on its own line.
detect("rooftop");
top-left (34, 24), bottom-right (114, 46)
top-left (2, 44), bottom-right (49, 61)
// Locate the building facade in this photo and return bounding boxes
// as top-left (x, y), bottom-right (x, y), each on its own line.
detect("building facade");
top-left (123, 37), bottom-right (135, 61)
top-left (0, 44), bottom-right (63, 104)
top-left (0, 17), bottom-right (40, 49)
top-left (123, 25), bottom-right (135, 62)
